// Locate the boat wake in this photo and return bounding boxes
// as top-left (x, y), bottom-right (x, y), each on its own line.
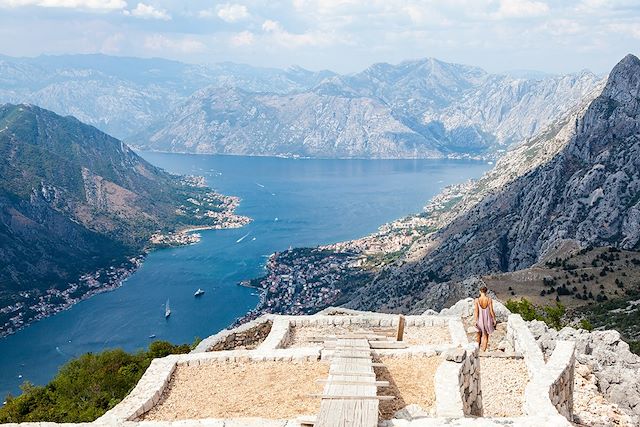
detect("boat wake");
top-left (55, 346), bottom-right (72, 358)
top-left (236, 232), bottom-right (250, 243)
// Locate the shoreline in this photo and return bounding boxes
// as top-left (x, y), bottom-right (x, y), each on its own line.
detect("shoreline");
top-left (0, 215), bottom-right (252, 340)
top-left (134, 148), bottom-right (497, 162)
top-left (230, 181), bottom-right (483, 326)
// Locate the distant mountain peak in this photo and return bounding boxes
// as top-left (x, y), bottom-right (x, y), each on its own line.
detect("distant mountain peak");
top-left (602, 53), bottom-right (640, 99)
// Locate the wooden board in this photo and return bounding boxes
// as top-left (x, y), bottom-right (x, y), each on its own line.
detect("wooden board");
top-left (315, 338), bottom-right (381, 427)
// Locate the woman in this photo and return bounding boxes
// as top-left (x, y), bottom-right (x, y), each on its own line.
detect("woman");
top-left (474, 286), bottom-right (496, 351)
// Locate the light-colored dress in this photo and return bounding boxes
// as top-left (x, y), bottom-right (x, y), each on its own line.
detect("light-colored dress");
top-left (476, 298), bottom-right (495, 335)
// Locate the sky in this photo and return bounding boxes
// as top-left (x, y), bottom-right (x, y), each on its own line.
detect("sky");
top-left (0, 0), bottom-right (638, 75)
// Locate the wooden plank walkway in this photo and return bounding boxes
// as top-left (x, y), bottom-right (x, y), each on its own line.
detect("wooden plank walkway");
top-left (314, 338), bottom-right (382, 427)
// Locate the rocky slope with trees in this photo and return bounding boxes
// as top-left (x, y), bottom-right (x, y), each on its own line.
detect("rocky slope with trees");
top-left (0, 104), bottom-right (246, 336)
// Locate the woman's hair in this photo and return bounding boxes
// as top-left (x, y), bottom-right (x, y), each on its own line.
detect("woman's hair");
top-left (479, 286), bottom-right (488, 294)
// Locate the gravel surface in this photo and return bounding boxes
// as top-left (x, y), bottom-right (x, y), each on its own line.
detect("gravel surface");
top-left (141, 360), bottom-right (328, 420)
top-left (375, 356), bottom-right (441, 420)
top-left (403, 326), bottom-right (451, 345)
top-left (287, 325), bottom-right (450, 347)
top-left (479, 357), bottom-right (528, 417)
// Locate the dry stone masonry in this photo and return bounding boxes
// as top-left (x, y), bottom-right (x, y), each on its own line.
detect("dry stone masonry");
top-left (1, 303), bottom-right (582, 427)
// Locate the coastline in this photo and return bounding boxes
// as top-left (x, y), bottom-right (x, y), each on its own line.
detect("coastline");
top-left (0, 192), bottom-right (252, 340)
top-left (231, 181), bottom-right (481, 326)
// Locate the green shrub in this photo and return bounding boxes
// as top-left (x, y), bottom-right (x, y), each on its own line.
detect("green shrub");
top-left (0, 341), bottom-right (191, 423)
top-left (505, 298), bottom-right (539, 322)
top-left (505, 298), bottom-right (566, 330)
top-left (579, 318), bottom-right (594, 332)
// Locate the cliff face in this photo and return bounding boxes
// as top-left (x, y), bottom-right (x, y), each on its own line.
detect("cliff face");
top-left (344, 54), bottom-right (640, 310)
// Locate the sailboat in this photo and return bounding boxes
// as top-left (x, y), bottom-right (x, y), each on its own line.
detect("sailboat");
top-left (165, 299), bottom-right (171, 318)
top-left (194, 288), bottom-right (205, 297)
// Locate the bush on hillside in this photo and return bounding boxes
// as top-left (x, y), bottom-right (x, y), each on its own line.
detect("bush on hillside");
top-left (0, 341), bottom-right (192, 423)
top-left (505, 298), bottom-right (566, 330)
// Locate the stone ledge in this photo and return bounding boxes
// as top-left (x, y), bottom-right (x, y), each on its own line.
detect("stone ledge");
top-left (192, 315), bottom-right (275, 353)
top-left (257, 317), bottom-right (291, 350)
top-left (522, 339), bottom-right (575, 421)
top-left (379, 414), bottom-right (572, 426)
top-left (507, 314), bottom-right (545, 375)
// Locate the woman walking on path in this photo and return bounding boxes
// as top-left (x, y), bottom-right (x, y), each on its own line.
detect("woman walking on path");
top-left (474, 286), bottom-right (496, 351)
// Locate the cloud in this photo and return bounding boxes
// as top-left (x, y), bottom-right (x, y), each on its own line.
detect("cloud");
top-left (100, 32), bottom-right (124, 53)
top-left (608, 21), bottom-right (640, 39)
top-left (205, 3), bottom-right (249, 22)
top-left (494, 0), bottom-right (549, 19)
top-left (0, 0), bottom-right (126, 9)
top-left (124, 3), bottom-right (171, 20)
top-left (261, 19), bottom-right (280, 32)
top-left (261, 19), bottom-right (337, 48)
top-left (143, 34), bottom-right (205, 53)
top-left (230, 30), bottom-right (254, 46)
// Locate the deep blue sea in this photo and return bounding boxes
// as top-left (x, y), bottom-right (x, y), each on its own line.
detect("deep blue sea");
top-left (0, 154), bottom-right (490, 400)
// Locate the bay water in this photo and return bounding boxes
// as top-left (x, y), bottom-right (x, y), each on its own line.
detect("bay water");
top-left (0, 154), bottom-right (490, 399)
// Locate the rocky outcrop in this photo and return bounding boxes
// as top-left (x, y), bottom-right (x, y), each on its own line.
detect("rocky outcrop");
top-left (528, 320), bottom-right (640, 424)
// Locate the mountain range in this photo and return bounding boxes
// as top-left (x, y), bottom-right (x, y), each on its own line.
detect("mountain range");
top-left (0, 54), bottom-right (603, 159)
top-left (342, 54), bottom-right (640, 311)
top-left (0, 103), bottom-right (242, 335)
top-left (0, 54), bottom-right (332, 139)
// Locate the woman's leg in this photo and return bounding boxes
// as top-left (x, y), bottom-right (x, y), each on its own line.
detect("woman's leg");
top-left (481, 333), bottom-right (488, 351)
top-left (476, 332), bottom-right (482, 346)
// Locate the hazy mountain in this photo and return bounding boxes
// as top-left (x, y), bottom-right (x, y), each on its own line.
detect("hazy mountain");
top-left (0, 103), bottom-right (238, 334)
top-left (134, 57), bottom-right (603, 158)
top-left (0, 54), bottom-right (334, 139)
top-left (130, 86), bottom-right (444, 158)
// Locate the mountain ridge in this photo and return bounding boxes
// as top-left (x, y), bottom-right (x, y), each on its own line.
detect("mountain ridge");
top-left (0, 53), bottom-right (603, 158)
top-left (341, 53), bottom-right (640, 312)
top-left (0, 103), bottom-right (246, 336)
top-left (132, 58), bottom-right (602, 159)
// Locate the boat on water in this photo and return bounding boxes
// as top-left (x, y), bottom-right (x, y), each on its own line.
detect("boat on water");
top-left (148, 334), bottom-right (156, 339)
top-left (194, 288), bottom-right (205, 297)
top-left (165, 299), bottom-right (171, 318)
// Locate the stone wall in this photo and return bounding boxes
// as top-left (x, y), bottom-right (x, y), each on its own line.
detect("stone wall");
top-left (506, 314), bottom-right (545, 374)
top-left (209, 320), bottom-right (272, 351)
top-left (434, 343), bottom-right (482, 417)
top-left (192, 316), bottom-right (273, 353)
top-left (548, 341), bottom-right (575, 419)
top-left (460, 344), bottom-right (482, 416)
top-left (506, 314), bottom-right (575, 425)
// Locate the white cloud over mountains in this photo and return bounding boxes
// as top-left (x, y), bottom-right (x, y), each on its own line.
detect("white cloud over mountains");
top-left (0, 0), bottom-right (638, 75)
top-left (216, 3), bottom-right (248, 22)
top-left (124, 2), bottom-right (170, 20)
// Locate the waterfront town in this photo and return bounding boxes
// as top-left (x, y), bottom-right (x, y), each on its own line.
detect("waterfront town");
top-left (0, 176), bottom-right (250, 338)
top-left (236, 181), bottom-right (477, 324)
top-left (0, 256), bottom-right (144, 338)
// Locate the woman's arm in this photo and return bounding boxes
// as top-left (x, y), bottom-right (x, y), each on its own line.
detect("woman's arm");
top-left (473, 299), bottom-right (479, 323)
top-left (489, 298), bottom-right (496, 324)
